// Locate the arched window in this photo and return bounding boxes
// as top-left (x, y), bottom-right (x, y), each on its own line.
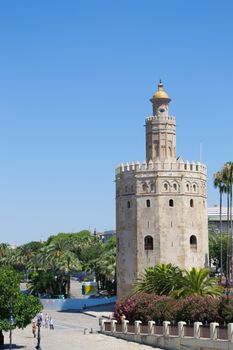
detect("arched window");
top-left (190, 235), bottom-right (197, 247)
top-left (127, 201), bottom-right (131, 209)
top-left (164, 183), bottom-right (168, 191)
top-left (169, 199), bottom-right (174, 207)
top-left (186, 183), bottom-right (190, 191)
top-left (173, 183), bottom-right (177, 191)
top-left (193, 184), bottom-right (197, 192)
top-left (142, 183), bottom-right (147, 192)
top-left (144, 236), bottom-right (153, 250)
top-left (190, 199), bottom-right (194, 207)
top-left (125, 186), bottom-right (128, 193)
top-left (146, 199), bottom-right (151, 208)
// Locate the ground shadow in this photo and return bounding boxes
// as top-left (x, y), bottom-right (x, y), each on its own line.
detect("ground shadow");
top-left (1, 344), bottom-right (26, 349)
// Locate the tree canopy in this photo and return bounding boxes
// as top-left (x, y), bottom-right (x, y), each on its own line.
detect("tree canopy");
top-left (0, 267), bottom-right (42, 332)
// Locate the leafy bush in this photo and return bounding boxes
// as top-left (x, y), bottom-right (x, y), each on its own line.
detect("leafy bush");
top-left (114, 293), bottom-right (176, 323)
top-left (175, 296), bottom-right (222, 324)
top-left (114, 293), bottom-right (230, 324)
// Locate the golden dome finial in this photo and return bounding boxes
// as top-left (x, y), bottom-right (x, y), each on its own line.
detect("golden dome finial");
top-left (152, 80), bottom-right (170, 100)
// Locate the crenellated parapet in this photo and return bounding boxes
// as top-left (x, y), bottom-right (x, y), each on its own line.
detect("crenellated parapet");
top-left (146, 115), bottom-right (176, 122)
top-left (116, 159), bottom-right (207, 176)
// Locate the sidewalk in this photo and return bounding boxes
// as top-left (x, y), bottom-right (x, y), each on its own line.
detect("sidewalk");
top-left (3, 309), bottom-right (164, 350)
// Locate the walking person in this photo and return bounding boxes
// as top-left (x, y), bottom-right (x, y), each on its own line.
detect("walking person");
top-left (32, 321), bottom-right (37, 338)
top-left (49, 317), bottom-right (54, 330)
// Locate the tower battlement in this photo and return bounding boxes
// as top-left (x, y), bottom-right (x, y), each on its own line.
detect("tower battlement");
top-left (116, 159), bottom-right (207, 175)
top-left (146, 115), bottom-right (176, 122)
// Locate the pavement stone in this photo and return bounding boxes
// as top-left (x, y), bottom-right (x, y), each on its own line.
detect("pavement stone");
top-left (3, 306), bottom-right (164, 350)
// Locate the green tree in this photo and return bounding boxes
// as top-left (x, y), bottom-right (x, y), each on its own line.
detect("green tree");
top-left (0, 267), bottom-right (42, 345)
top-left (222, 162), bottom-right (233, 287)
top-left (209, 231), bottom-right (228, 273)
top-left (172, 267), bottom-right (223, 298)
top-left (213, 171), bottom-right (226, 274)
top-left (134, 263), bottom-right (183, 295)
top-left (37, 240), bottom-right (81, 297)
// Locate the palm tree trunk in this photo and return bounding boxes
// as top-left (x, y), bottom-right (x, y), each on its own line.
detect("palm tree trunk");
top-left (220, 191), bottom-right (223, 275)
top-left (230, 181), bottom-right (233, 285)
top-left (226, 190), bottom-right (230, 296)
top-left (67, 272), bottom-right (71, 298)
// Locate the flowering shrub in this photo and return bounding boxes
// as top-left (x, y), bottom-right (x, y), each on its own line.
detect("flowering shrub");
top-left (175, 296), bottom-right (223, 324)
top-left (114, 293), bottom-right (176, 323)
top-left (114, 293), bottom-right (232, 324)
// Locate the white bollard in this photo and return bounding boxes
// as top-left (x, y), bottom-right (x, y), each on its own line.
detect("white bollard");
top-left (178, 321), bottom-right (186, 338)
top-left (163, 321), bottom-right (171, 336)
top-left (228, 323), bottom-right (233, 342)
top-left (148, 321), bottom-right (155, 335)
top-left (122, 320), bottom-right (129, 334)
top-left (111, 320), bottom-right (117, 333)
top-left (194, 322), bottom-right (202, 339)
top-left (134, 320), bottom-right (142, 335)
top-left (210, 322), bottom-right (219, 340)
top-left (100, 320), bottom-right (106, 332)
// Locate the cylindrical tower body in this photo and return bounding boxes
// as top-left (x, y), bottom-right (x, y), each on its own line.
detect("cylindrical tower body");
top-left (116, 82), bottom-right (208, 299)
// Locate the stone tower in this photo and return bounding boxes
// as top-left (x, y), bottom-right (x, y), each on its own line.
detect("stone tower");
top-left (115, 81), bottom-right (208, 298)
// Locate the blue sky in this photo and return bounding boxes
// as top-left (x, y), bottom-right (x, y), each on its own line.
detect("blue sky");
top-left (0, 1), bottom-right (232, 244)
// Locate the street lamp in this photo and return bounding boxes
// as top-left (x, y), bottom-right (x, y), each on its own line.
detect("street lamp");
top-left (8, 302), bottom-right (15, 350)
top-left (36, 315), bottom-right (42, 350)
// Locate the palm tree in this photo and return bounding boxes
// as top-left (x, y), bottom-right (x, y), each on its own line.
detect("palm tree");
top-left (172, 267), bottom-right (223, 298)
top-left (134, 263), bottom-right (183, 295)
top-left (213, 171), bottom-right (226, 274)
top-left (222, 162), bottom-right (233, 289)
top-left (37, 240), bottom-right (81, 297)
top-left (0, 243), bottom-right (12, 266)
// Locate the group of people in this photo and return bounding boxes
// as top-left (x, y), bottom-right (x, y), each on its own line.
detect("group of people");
top-left (32, 313), bottom-right (55, 338)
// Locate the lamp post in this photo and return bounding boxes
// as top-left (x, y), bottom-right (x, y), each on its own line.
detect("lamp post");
top-left (36, 315), bottom-right (42, 350)
top-left (8, 299), bottom-right (15, 350)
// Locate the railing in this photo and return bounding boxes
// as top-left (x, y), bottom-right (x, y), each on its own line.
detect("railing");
top-left (100, 319), bottom-right (233, 350)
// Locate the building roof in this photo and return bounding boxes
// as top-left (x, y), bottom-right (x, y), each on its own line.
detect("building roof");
top-left (208, 207), bottom-right (233, 221)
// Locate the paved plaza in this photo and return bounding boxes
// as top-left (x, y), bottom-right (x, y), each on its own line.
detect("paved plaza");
top-left (3, 305), bottom-right (164, 350)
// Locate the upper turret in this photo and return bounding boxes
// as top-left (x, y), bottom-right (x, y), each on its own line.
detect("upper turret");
top-left (146, 81), bottom-right (176, 162)
top-left (150, 80), bottom-right (171, 117)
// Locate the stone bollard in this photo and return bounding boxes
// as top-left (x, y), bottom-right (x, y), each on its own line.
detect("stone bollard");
top-left (134, 321), bottom-right (142, 335)
top-left (178, 321), bottom-right (186, 338)
top-left (148, 321), bottom-right (155, 335)
top-left (100, 319), bottom-right (106, 332)
top-left (111, 320), bottom-right (117, 333)
top-left (228, 323), bottom-right (233, 342)
top-left (122, 320), bottom-right (129, 334)
top-left (210, 322), bottom-right (219, 340)
top-left (163, 321), bottom-right (171, 336)
top-left (194, 322), bottom-right (202, 339)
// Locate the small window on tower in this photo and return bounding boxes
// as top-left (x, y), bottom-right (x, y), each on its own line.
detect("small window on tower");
top-left (144, 236), bottom-right (153, 250)
top-left (190, 235), bottom-right (197, 248)
top-left (169, 199), bottom-right (174, 207)
top-left (146, 199), bottom-right (151, 208)
top-left (190, 199), bottom-right (194, 207)
top-left (127, 201), bottom-right (131, 209)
